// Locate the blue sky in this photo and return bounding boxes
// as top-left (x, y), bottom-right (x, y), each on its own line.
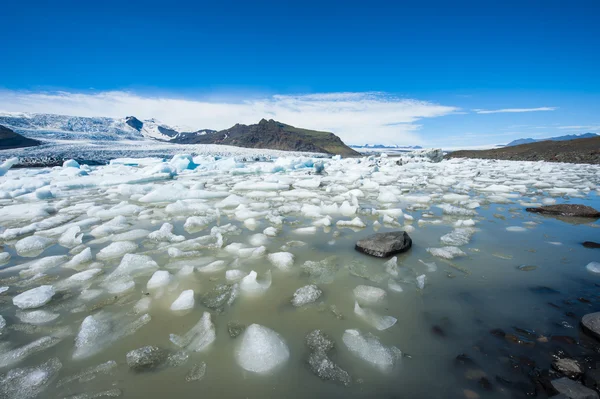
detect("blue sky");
top-left (1, 0), bottom-right (599, 147)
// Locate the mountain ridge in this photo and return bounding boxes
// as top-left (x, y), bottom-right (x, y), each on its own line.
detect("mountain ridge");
top-left (0, 112), bottom-right (357, 156)
top-left (505, 132), bottom-right (597, 147)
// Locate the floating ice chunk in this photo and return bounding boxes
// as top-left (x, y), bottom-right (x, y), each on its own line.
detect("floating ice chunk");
top-left (233, 181), bottom-right (289, 191)
top-left (238, 246), bottom-right (266, 259)
top-left (0, 286), bottom-right (8, 294)
top-left (0, 157), bottom-right (18, 177)
top-left (388, 280), bottom-right (403, 292)
top-left (263, 226), bottom-right (278, 237)
top-left (436, 204), bottom-right (477, 216)
top-left (313, 216), bottom-right (332, 227)
top-left (90, 216), bottom-right (129, 237)
top-left (249, 233), bottom-right (269, 246)
top-left (170, 290), bottom-right (195, 311)
top-left (149, 223), bottom-right (185, 242)
top-left (268, 252), bottom-right (295, 270)
top-left (353, 285), bottom-right (386, 305)
top-left (240, 270), bottom-right (272, 295)
top-left (16, 310), bottom-right (59, 325)
top-left (134, 297), bottom-right (152, 314)
top-left (92, 202), bottom-right (142, 219)
top-left (169, 312), bottom-right (215, 352)
top-left (354, 301), bottom-right (397, 331)
top-left (440, 228), bottom-right (475, 246)
top-left (106, 278), bottom-right (135, 295)
top-left (294, 226), bottom-right (318, 234)
top-left (216, 194), bottom-right (248, 209)
top-left (0, 252), bottom-right (10, 265)
top-left (427, 246), bottom-right (466, 259)
top-left (506, 226), bottom-right (527, 232)
top-left (64, 247), bottom-right (93, 268)
top-left (226, 269), bottom-right (248, 282)
top-left (106, 254), bottom-right (158, 280)
top-left (167, 247), bottom-right (200, 258)
top-left (58, 226), bottom-right (83, 248)
top-left (13, 285), bottom-right (55, 309)
top-left (0, 336), bottom-right (62, 368)
top-left (147, 270), bottom-right (172, 289)
top-left (339, 201), bottom-right (357, 216)
top-left (382, 214), bottom-right (400, 226)
top-left (74, 313), bottom-right (151, 360)
top-left (416, 274), bottom-right (426, 290)
top-left (110, 229), bottom-right (150, 241)
top-left (336, 217), bottom-right (366, 228)
top-left (342, 329), bottom-right (400, 370)
top-left (15, 236), bottom-right (55, 257)
top-left (403, 225), bottom-right (415, 233)
top-left (403, 214), bottom-right (414, 221)
top-left (442, 193), bottom-right (470, 203)
top-left (165, 200), bottom-right (211, 215)
top-left (96, 241), bottom-right (138, 260)
top-left (55, 360), bottom-right (117, 388)
top-left (293, 178), bottom-right (321, 189)
top-left (542, 198), bottom-right (557, 205)
top-left (63, 159), bottom-right (80, 168)
top-left (377, 191), bottom-right (398, 203)
top-left (481, 184), bottom-right (512, 193)
top-left (586, 262), bottom-right (600, 274)
top-left (197, 260), bottom-right (226, 273)
top-left (184, 215), bottom-right (216, 233)
top-left (418, 259), bottom-right (438, 272)
top-left (235, 324), bottom-right (290, 374)
top-left (0, 315), bottom-right (5, 330)
top-left (0, 357), bottom-right (62, 399)
top-left (384, 257), bottom-right (399, 277)
top-left (291, 284), bottom-right (322, 306)
top-left (244, 218), bottom-right (258, 230)
top-left (454, 219), bottom-right (475, 227)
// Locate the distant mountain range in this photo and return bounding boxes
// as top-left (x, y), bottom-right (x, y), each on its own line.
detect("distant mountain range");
top-left (0, 112), bottom-right (357, 156)
top-left (504, 133), bottom-right (598, 147)
top-left (350, 144), bottom-right (423, 149)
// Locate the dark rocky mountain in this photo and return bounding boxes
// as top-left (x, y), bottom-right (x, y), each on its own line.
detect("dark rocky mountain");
top-left (0, 125), bottom-right (42, 150)
top-left (505, 133), bottom-right (597, 147)
top-left (176, 119), bottom-right (359, 156)
top-left (446, 136), bottom-right (600, 164)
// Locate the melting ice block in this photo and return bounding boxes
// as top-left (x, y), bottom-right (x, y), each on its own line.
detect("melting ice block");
top-left (15, 236), bottom-right (55, 257)
top-left (13, 285), bottom-right (55, 309)
top-left (354, 301), bottom-right (397, 331)
top-left (169, 312), bottom-right (215, 352)
top-left (0, 357), bottom-right (62, 399)
top-left (240, 270), bottom-right (272, 295)
top-left (170, 290), bottom-right (195, 311)
top-left (96, 241), bottom-right (138, 260)
top-left (235, 324), bottom-right (290, 374)
top-left (353, 285), bottom-right (386, 305)
top-left (342, 329), bottom-right (400, 370)
top-left (291, 284), bottom-right (322, 307)
top-left (268, 252), bottom-right (294, 270)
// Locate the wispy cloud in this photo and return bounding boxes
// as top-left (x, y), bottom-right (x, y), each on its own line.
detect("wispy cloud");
top-left (556, 125), bottom-right (600, 130)
top-left (0, 90), bottom-right (459, 145)
top-left (473, 107), bottom-right (557, 114)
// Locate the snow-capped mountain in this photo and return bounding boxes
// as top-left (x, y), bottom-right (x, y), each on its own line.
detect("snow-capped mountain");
top-left (0, 112), bottom-right (214, 143)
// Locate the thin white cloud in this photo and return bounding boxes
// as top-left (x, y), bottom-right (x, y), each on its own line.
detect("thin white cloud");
top-left (556, 125), bottom-right (600, 130)
top-left (0, 90), bottom-right (459, 145)
top-left (473, 107), bottom-right (557, 114)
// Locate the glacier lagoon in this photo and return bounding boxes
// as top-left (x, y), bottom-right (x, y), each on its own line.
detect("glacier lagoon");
top-left (0, 151), bottom-right (599, 398)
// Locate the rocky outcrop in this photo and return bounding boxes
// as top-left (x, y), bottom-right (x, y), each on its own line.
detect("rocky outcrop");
top-left (355, 231), bottom-right (412, 258)
top-left (526, 204), bottom-right (600, 218)
top-left (177, 119), bottom-right (359, 156)
top-left (446, 136), bottom-right (600, 164)
top-left (582, 312), bottom-right (600, 340)
top-left (0, 125), bottom-right (41, 150)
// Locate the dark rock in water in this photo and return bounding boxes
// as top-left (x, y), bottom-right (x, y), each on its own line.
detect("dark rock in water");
top-left (355, 231), bottom-right (412, 258)
top-left (455, 353), bottom-right (477, 367)
top-left (505, 334), bottom-right (535, 346)
top-left (583, 369), bottom-right (600, 391)
top-left (489, 328), bottom-right (506, 338)
top-left (227, 322), bottom-right (245, 338)
top-left (552, 377), bottom-right (600, 399)
top-left (517, 265), bottom-right (538, 272)
top-left (479, 377), bottom-right (493, 391)
top-left (553, 358), bottom-right (582, 378)
top-left (583, 242), bottom-right (600, 249)
top-left (306, 330), bottom-right (335, 353)
top-left (126, 346), bottom-right (168, 371)
top-left (551, 336), bottom-right (578, 345)
top-left (582, 313), bottom-right (600, 340)
top-left (526, 204), bottom-right (600, 218)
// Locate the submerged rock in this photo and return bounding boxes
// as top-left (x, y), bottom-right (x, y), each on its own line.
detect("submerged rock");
top-left (202, 284), bottom-right (236, 311)
top-left (526, 204), bottom-right (600, 218)
top-left (355, 231), bottom-right (412, 258)
top-left (551, 377), bottom-right (599, 399)
top-left (582, 312), bottom-right (600, 340)
top-left (227, 322), bottom-right (246, 338)
top-left (552, 358), bottom-right (582, 378)
top-left (185, 362), bottom-right (207, 382)
top-left (126, 346), bottom-right (168, 371)
top-left (583, 241), bottom-right (600, 249)
top-left (306, 329), bottom-right (335, 353)
top-left (235, 324), bottom-right (289, 373)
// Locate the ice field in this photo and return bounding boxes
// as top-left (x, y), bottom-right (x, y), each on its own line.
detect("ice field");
top-left (0, 151), bottom-right (599, 398)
